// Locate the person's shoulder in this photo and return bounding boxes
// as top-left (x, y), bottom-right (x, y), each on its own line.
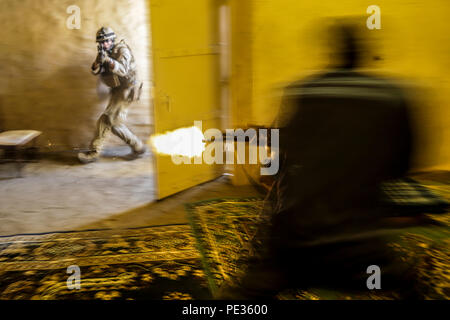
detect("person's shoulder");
top-left (282, 72), bottom-right (328, 97)
top-left (298, 70), bottom-right (404, 91)
top-left (115, 39), bottom-right (126, 47)
top-left (284, 71), bottom-right (334, 89)
top-left (115, 40), bottom-right (132, 52)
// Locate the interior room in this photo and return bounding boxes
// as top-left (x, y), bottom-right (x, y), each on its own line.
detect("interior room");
top-left (0, 0), bottom-right (448, 301)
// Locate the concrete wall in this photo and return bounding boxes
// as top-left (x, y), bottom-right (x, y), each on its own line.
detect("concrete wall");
top-left (0, 0), bottom-right (152, 152)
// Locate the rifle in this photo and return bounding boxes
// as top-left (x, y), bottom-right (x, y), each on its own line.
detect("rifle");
top-left (96, 43), bottom-right (106, 65)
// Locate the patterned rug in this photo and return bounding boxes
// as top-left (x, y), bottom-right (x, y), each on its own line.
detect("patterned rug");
top-left (186, 175), bottom-right (450, 300)
top-left (0, 225), bottom-right (211, 300)
top-left (186, 197), bottom-right (266, 294)
top-left (1, 174), bottom-right (448, 300)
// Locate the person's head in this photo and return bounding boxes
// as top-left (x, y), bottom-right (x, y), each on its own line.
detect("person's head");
top-left (327, 21), bottom-right (365, 70)
top-left (96, 27), bottom-right (116, 51)
top-left (100, 39), bottom-right (114, 51)
top-left (336, 24), bottom-right (360, 69)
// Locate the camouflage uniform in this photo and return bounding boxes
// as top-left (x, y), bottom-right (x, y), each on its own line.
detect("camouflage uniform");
top-left (79, 27), bottom-right (144, 163)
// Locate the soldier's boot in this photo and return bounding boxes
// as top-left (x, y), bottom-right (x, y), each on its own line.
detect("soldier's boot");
top-left (111, 124), bottom-right (147, 158)
top-left (132, 142), bottom-right (147, 156)
top-left (77, 151), bottom-right (100, 164)
top-left (78, 113), bottom-right (110, 164)
top-left (127, 143), bottom-right (147, 160)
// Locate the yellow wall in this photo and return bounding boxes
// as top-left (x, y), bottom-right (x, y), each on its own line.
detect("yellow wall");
top-left (230, 0), bottom-right (450, 171)
top-left (0, 0), bottom-right (152, 151)
top-left (230, 0), bottom-right (253, 129)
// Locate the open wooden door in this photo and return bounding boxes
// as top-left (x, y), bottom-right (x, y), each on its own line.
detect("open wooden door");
top-left (150, 0), bottom-right (223, 199)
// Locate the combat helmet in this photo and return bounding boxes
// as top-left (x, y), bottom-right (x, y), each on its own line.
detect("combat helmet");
top-left (96, 27), bottom-right (116, 43)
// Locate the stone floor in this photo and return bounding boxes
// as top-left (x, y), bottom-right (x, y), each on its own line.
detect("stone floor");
top-left (0, 146), bottom-right (260, 236)
top-left (0, 146), bottom-right (155, 236)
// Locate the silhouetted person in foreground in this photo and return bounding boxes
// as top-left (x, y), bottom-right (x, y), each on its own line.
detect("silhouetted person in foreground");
top-left (218, 23), bottom-right (420, 299)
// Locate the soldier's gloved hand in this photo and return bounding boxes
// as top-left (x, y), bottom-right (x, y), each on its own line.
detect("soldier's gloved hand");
top-left (91, 61), bottom-right (100, 71)
top-left (95, 53), bottom-right (103, 64)
top-left (99, 51), bottom-right (108, 64)
top-left (104, 56), bottom-right (115, 69)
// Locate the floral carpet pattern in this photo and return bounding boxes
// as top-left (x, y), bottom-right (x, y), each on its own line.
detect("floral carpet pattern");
top-left (0, 225), bottom-right (211, 300)
top-left (0, 173), bottom-right (448, 300)
top-left (187, 175), bottom-right (450, 300)
top-left (186, 197), bottom-right (266, 294)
